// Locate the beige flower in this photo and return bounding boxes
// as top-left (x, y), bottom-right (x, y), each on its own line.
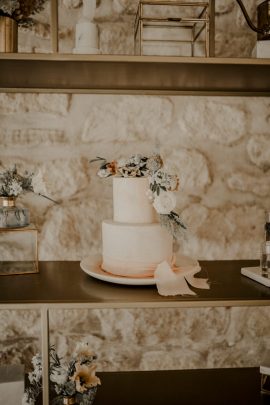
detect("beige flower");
top-left (146, 155), bottom-right (163, 172)
top-left (74, 342), bottom-right (96, 360)
top-left (70, 363), bottom-right (101, 394)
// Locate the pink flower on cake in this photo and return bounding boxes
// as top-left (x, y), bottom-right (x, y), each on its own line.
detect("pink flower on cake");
top-left (153, 192), bottom-right (176, 215)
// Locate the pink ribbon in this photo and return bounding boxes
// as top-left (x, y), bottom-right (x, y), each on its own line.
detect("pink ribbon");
top-left (154, 255), bottom-right (209, 296)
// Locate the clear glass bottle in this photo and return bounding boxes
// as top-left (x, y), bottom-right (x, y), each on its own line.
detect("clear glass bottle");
top-left (265, 212), bottom-right (270, 242)
top-left (260, 363), bottom-right (270, 395)
top-left (261, 241), bottom-right (270, 277)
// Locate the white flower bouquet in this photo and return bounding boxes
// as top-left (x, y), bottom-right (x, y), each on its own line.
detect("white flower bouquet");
top-left (90, 154), bottom-right (186, 238)
top-left (0, 166), bottom-right (33, 197)
top-left (0, 165), bottom-right (57, 203)
top-left (23, 343), bottom-right (101, 405)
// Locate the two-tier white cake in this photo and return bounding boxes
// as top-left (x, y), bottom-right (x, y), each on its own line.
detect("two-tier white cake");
top-left (101, 177), bottom-right (173, 278)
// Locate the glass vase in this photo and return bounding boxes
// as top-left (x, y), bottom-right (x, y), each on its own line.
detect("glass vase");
top-left (63, 396), bottom-right (76, 405)
top-left (0, 196), bottom-right (30, 228)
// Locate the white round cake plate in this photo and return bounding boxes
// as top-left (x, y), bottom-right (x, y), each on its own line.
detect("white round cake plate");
top-left (80, 255), bottom-right (156, 286)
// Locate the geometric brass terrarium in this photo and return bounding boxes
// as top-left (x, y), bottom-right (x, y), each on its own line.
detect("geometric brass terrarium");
top-left (134, 0), bottom-right (214, 57)
top-left (0, 224), bottom-right (38, 275)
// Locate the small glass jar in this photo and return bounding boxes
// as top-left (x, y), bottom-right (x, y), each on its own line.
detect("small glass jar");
top-left (0, 224), bottom-right (38, 275)
top-left (0, 196), bottom-right (30, 228)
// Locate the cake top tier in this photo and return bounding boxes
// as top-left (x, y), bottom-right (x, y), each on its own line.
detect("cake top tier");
top-left (91, 154), bottom-right (186, 238)
top-left (113, 177), bottom-right (157, 224)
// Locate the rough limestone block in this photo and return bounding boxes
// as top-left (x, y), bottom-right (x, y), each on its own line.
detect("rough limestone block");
top-left (48, 307), bottom-right (270, 371)
top-left (177, 99), bottom-right (247, 145)
top-left (39, 198), bottom-right (111, 260)
top-left (0, 365), bottom-right (24, 405)
top-left (180, 203), bottom-right (265, 259)
top-left (247, 134), bottom-right (270, 171)
top-left (82, 96), bottom-right (173, 143)
top-left (0, 129), bottom-right (67, 147)
top-left (227, 172), bottom-right (270, 197)
top-left (161, 148), bottom-right (211, 196)
top-left (0, 94), bottom-right (70, 116)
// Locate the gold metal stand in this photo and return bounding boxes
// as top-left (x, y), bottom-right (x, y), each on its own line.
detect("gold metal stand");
top-left (134, 1), bottom-right (215, 57)
top-left (0, 16), bottom-right (18, 52)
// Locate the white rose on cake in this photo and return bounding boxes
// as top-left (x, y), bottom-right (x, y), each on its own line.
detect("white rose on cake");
top-left (153, 192), bottom-right (176, 214)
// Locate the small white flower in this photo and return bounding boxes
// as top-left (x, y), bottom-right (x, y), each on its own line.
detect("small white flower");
top-left (22, 392), bottom-right (34, 405)
top-left (97, 168), bottom-right (110, 178)
top-left (50, 367), bottom-right (67, 385)
top-left (117, 158), bottom-right (127, 167)
top-left (153, 192), bottom-right (176, 214)
top-left (151, 171), bottom-right (179, 191)
top-left (9, 180), bottom-right (22, 196)
top-left (167, 175), bottom-right (179, 191)
top-left (32, 353), bottom-right (42, 368)
top-left (133, 154), bottom-right (142, 165)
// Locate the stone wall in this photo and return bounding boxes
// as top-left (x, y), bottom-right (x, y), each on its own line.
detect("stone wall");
top-left (49, 306), bottom-right (270, 371)
top-left (0, 0), bottom-right (270, 376)
top-left (1, 94), bottom-right (269, 260)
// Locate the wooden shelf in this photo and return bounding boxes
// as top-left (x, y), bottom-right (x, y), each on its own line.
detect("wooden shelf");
top-left (58, 368), bottom-right (264, 405)
top-left (1, 260), bottom-right (270, 307)
top-left (0, 54), bottom-right (270, 95)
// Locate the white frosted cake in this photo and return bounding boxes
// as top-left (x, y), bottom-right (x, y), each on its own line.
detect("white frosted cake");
top-left (102, 177), bottom-right (173, 277)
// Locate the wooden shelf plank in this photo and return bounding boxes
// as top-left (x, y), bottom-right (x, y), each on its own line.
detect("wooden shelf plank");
top-left (0, 54), bottom-right (270, 95)
top-left (1, 260), bottom-right (270, 307)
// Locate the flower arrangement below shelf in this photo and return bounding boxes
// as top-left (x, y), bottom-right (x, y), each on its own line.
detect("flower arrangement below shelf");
top-left (23, 343), bottom-right (101, 405)
top-left (91, 154), bottom-right (186, 239)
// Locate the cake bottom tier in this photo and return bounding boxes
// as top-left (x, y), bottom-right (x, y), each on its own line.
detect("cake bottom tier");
top-left (102, 220), bottom-right (173, 277)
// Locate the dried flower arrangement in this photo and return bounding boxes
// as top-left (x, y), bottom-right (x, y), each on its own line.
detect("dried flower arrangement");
top-left (0, 165), bottom-right (57, 203)
top-left (91, 154), bottom-right (186, 238)
top-left (23, 343), bottom-right (101, 405)
top-left (0, 0), bottom-right (47, 27)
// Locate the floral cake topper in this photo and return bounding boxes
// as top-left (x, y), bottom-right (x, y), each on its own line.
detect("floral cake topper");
top-left (91, 154), bottom-right (186, 238)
